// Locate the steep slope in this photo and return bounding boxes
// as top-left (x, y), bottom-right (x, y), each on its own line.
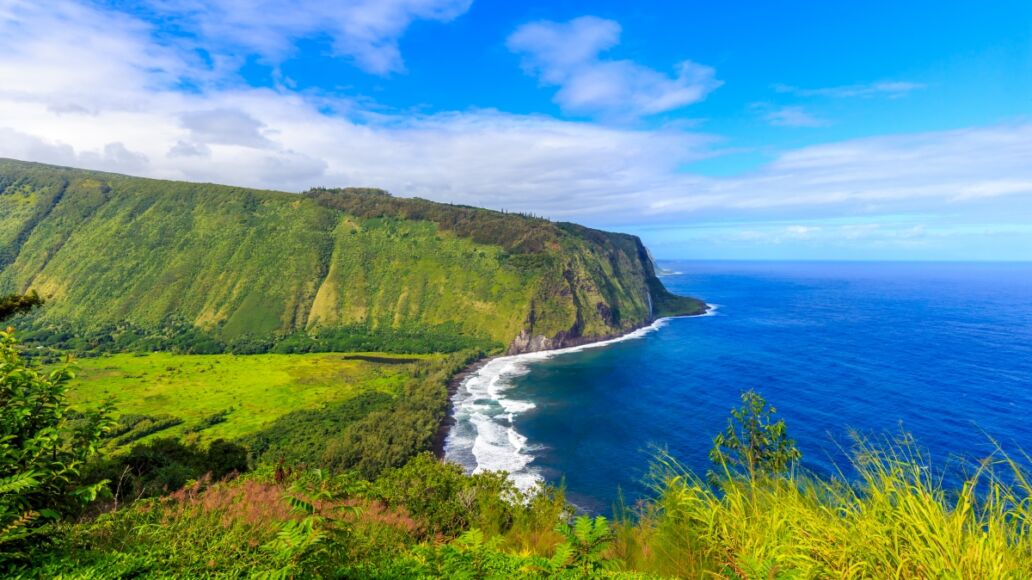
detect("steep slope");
top-left (0, 158), bottom-right (705, 354)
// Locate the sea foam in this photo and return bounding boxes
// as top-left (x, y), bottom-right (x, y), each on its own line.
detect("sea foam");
top-left (443, 307), bottom-right (716, 492)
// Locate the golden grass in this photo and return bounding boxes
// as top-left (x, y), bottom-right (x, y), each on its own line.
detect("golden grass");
top-left (621, 438), bottom-right (1032, 579)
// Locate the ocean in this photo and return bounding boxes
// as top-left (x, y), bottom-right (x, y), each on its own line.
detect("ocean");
top-left (444, 261), bottom-right (1032, 513)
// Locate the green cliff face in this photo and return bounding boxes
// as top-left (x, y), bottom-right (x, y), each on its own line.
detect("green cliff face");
top-left (0, 158), bottom-right (705, 353)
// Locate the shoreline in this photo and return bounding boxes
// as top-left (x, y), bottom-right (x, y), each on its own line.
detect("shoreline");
top-left (432, 357), bottom-right (491, 457)
top-left (432, 305), bottom-right (714, 460)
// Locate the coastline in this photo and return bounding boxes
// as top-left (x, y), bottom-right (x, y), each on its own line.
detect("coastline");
top-left (432, 357), bottom-right (491, 457)
top-left (432, 305), bottom-right (715, 461)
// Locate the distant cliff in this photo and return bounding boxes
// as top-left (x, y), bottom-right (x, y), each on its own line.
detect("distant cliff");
top-left (0, 158), bottom-right (706, 353)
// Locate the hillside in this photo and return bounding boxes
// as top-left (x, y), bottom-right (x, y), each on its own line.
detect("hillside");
top-left (0, 158), bottom-right (705, 354)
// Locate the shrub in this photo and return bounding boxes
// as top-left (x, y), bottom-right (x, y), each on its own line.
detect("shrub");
top-left (0, 292), bottom-right (43, 321)
top-left (89, 438), bottom-right (248, 502)
top-left (0, 330), bottom-right (112, 562)
top-left (371, 453), bottom-right (519, 538)
top-left (708, 390), bottom-right (801, 483)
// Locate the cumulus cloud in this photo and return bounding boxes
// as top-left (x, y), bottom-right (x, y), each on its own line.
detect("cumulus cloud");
top-left (0, 128), bottom-right (78, 167)
top-left (167, 140), bottom-right (211, 158)
top-left (0, 0), bottom-right (1030, 234)
top-left (0, 128), bottom-right (149, 174)
top-left (140, 0), bottom-right (472, 75)
top-left (79, 142), bottom-right (151, 173)
top-left (507, 16), bottom-right (722, 119)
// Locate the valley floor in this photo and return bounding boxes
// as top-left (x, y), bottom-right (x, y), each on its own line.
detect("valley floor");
top-left (69, 351), bottom-right (441, 444)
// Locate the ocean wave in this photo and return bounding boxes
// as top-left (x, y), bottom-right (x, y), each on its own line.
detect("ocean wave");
top-left (443, 306), bottom-right (717, 492)
top-left (699, 303), bottom-right (720, 317)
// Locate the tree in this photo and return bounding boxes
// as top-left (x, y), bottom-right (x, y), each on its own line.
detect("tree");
top-left (0, 292), bottom-right (43, 322)
top-left (0, 330), bottom-right (112, 561)
top-left (709, 390), bottom-right (801, 482)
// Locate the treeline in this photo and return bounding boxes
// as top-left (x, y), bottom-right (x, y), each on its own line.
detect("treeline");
top-left (306, 187), bottom-right (567, 254)
top-left (10, 315), bottom-right (498, 359)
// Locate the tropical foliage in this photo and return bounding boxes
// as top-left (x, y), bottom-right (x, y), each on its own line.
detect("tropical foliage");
top-left (709, 390), bottom-right (802, 482)
top-left (2, 335), bottom-right (1024, 579)
top-left (0, 330), bottom-right (111, 562)
top-left (3, 159), bottom-right (1019, 577)
top-left (22, 408), bottom-right (1032, 577)
top-left (0, 291), bottom-right (42, 322)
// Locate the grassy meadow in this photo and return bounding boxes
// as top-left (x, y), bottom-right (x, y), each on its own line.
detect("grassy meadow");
top-left (67, 351), bottom-right (440, 444)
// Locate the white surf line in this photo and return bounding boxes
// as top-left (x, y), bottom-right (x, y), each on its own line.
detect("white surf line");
top-left (444, 305), bottom-right (718, 493)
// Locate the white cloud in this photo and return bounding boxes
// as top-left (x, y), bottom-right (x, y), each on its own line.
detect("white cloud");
top-left (644, 123), bottom-right (1032, 221)
top-left (141, 0), bottom-right (473, 75)
top-left (507, 16), bottom-right (722, 119)
top-left (0, 128), bottom-right (150, 173)
top-left (180, 108), bottom-right (273, 148)
top-left (759, 105), bottom-right (829, 128)
top-left (168, 140), bottom-right (211, 158)
top-left (0, 0), bottom-right (1030, 234)
top-left (79, 142), bottom-right (151, 173)
top-left (774, 81), bottom-right (926, 99)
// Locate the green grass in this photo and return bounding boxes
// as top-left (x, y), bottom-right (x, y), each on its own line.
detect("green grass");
top-left (68, 352), bottom-right (440, 444)
top-left (613, 440), bottom-right (1032, 578)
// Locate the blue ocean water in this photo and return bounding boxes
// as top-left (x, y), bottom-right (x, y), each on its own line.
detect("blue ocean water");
top-left (446, 261), bottom-right (1032, 513)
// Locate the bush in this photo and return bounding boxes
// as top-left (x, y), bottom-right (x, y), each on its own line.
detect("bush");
top-left (371, 453), bottom-right (518, 538)
top-left (0, 292), bottom-right (43, 321)
top-left (89, 438), bottom-right (248, 501)
top-left (0, 330), bottom-right (112, 562)
top-left (708, 390), bottom-right (801, 483)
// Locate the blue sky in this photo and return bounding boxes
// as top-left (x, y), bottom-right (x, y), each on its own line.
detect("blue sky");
top-left (1, 0), bottom-right (1031, 259)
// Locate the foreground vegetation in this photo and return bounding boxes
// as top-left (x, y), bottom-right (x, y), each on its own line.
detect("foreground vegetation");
top-left (24, 443), bottom-right (1031, 578)
top-left (3, 325), bottom-right (1029, 578)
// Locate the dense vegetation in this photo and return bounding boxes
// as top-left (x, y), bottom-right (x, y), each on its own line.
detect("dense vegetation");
top-left (0, 330), bottom-right (111, 560)
top-left (0, 159), bottom-right (704, 357)
top-left (8, 335), bottom-right (1029, 577)
top-left (0, 291), bottom-right (42, 321)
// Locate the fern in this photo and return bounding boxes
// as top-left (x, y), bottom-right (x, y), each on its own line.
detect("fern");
top-left (552, 515), bottom-right (616, 575)
top-left (0, 510), bottom-right (39, 547)
top-left (0, 472), bottom-right (38, 496)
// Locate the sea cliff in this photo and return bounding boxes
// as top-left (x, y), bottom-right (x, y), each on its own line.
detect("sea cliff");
top-left (0, 157), bottom-right (704, 353)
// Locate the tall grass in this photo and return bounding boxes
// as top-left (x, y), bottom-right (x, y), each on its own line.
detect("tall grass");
top-left (620, 437), bottom-right (1032, 578)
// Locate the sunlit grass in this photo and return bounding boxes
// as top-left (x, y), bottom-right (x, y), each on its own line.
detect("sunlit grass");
top-left (67, 352), bottom-right (439, 443)
top-left (621, 438), bottom-right (1032, 578)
